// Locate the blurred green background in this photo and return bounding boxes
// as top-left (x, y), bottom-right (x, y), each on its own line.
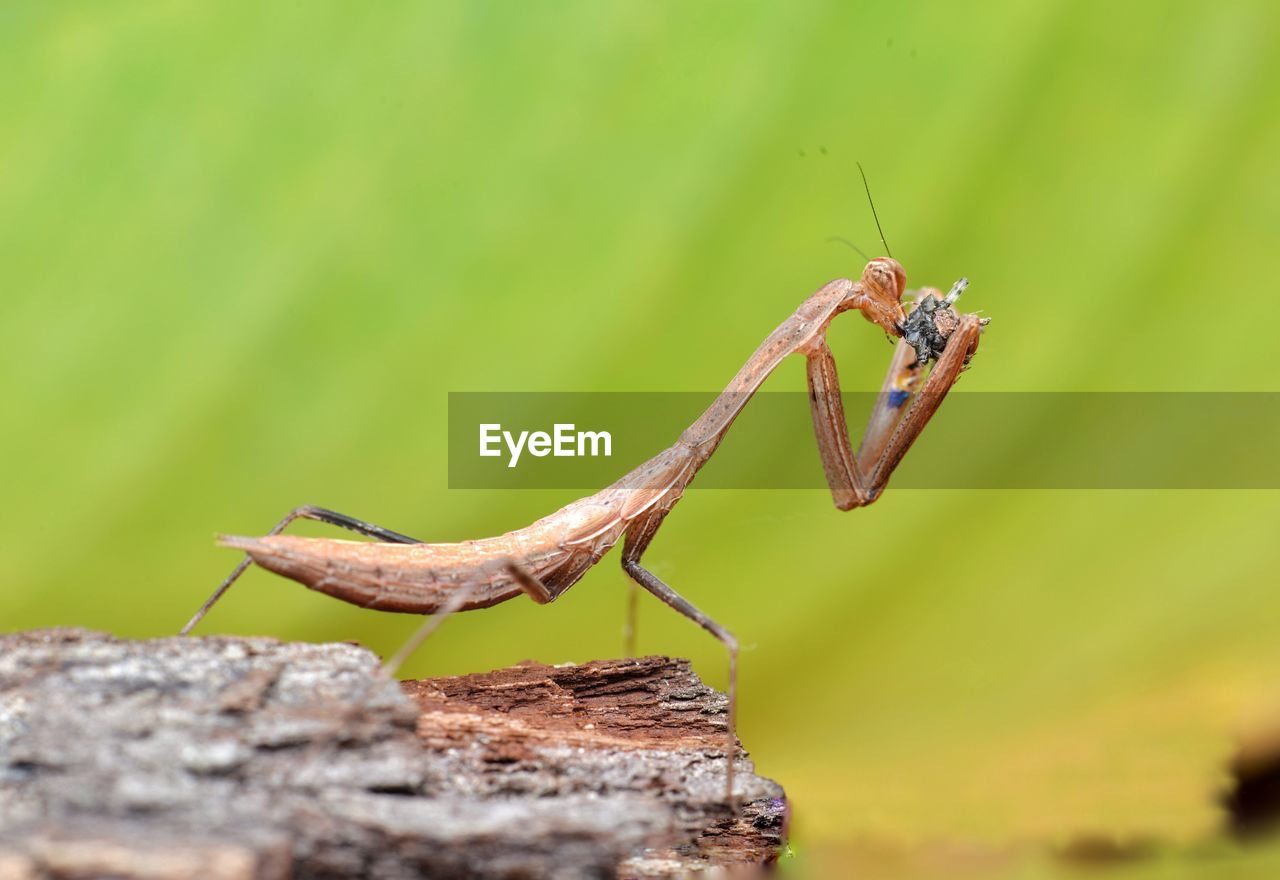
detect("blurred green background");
top-left (3, 2), bottom-right (1280, 875)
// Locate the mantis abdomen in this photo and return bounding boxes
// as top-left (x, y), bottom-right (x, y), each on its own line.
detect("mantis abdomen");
top-left (216, 443), bottom-right (701, 613)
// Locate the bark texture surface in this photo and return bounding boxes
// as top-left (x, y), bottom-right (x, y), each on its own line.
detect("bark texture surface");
top-left (0, 629), bottom-right (787, 879)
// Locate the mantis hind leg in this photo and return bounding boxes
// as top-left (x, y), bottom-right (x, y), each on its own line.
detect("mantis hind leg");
top-left (180, 505), bottom-right (424, 635)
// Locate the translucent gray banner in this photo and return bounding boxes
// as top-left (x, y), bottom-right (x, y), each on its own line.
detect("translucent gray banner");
top-left (448, 393), bottom-right (1280, 489)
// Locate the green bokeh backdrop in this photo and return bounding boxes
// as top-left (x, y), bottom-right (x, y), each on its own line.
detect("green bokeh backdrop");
top-left (3, 2), bottom-right (1279, 874)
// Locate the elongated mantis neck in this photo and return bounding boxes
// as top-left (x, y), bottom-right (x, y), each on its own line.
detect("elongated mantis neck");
top-left (679, 279), bottom-right (855, 457)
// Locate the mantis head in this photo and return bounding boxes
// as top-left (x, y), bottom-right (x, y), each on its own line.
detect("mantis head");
top-left (847, 257), bottom-right (908, 336)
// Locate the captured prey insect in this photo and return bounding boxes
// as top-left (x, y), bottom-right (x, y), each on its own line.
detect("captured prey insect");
top-left (182, 259), bottom-right (988, 803)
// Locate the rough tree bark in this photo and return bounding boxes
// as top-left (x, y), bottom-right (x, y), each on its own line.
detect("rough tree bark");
top-left (0, 630), bottom-right (787, 879)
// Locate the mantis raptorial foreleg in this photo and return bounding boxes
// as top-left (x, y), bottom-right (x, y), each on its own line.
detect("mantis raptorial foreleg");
top-left (805, 339), bottom-right (865, 510)
top-left (180, 505), bottom-right (424, 636)
top-left (866, 315), bottom-right (984, 488)
top-left (806, 311), bottom-right (984, 509)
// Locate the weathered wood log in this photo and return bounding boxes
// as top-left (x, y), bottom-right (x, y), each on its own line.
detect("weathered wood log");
top-left (0, 629), bottom-right (787, 879)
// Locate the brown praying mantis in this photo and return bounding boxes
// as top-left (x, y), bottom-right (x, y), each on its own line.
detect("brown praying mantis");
top-left (181, 256), bottom-right (987, 804)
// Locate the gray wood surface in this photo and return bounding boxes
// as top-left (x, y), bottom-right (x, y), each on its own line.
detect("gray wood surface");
top-left (0, 630), bottom-right (787, 879)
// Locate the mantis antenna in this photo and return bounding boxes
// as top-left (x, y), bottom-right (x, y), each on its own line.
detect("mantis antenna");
top-left (857, 162), bottom-right (892, 258)
top-left (826, 236), bottom-right (871, 261)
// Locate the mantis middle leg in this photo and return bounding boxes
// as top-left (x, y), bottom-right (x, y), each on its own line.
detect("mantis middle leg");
top-left (621, 502), bottom-right (741, 803)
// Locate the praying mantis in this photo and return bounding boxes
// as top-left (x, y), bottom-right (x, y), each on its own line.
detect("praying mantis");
top-left (181, 256), bottom-right (987, 804)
